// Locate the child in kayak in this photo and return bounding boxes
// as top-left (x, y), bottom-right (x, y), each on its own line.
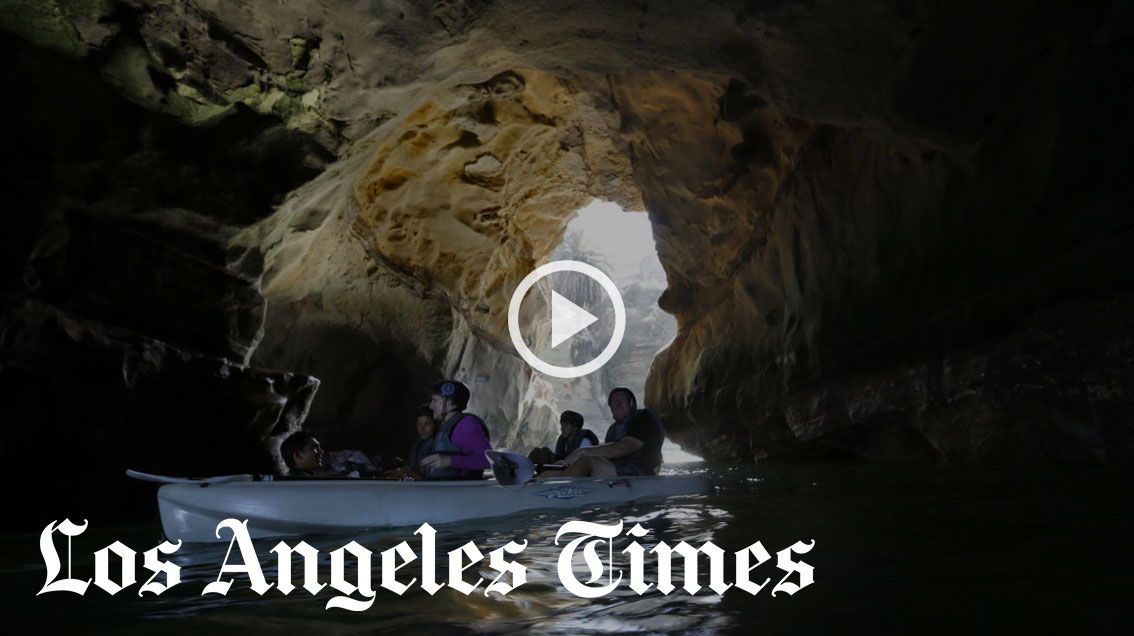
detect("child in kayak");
top-left (279, 431), bottom-right (326, 477)
top-left (279, 431), bottom-right (380, 478)
top-left (419, 380), bottom-right (492, 479)
top-left (381, 406), bottom-right (437, 480)
top-left (529, 410), bottom-right (599, 465)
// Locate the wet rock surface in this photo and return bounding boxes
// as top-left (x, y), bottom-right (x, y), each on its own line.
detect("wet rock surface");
top-left (680, 294), bottom-right (1134, 463)
top-left (1, 0), bottom-right (1132, 495)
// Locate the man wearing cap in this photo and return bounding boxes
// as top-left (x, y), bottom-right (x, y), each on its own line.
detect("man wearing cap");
top-left (420, 380), bottom-right (492, 479)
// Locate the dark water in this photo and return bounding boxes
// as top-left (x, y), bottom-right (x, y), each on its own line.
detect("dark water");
top-left (4, 463), bottom-right (1132, 634)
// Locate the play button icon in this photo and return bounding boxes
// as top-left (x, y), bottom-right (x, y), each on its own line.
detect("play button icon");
top-left (508, 260), bottom-right (626, 378)
top-left (550, 290), bottom-right (598, 348)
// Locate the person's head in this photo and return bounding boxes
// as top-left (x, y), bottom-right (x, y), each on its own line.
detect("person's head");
top-left (280, 431), bottom-right (324, 472)
top-left (559, 410), bottom-right (584, 437)
top-left (608, 387), bottom-right (637, 421)
top-left (429, 380), bottom-right (471, 420)
top-left (414, 405), bottom-right (437, 439)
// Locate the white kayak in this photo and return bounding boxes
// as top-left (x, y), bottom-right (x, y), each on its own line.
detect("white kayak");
top-left (152, 472), bottom-right (713, 543)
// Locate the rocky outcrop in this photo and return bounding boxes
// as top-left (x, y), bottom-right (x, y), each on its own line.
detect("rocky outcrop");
top-left (0, 299), bottom-right (317, 521)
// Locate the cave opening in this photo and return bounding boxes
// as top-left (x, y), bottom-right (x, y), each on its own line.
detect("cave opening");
top-left (539, 198), bottom-right (701, 464)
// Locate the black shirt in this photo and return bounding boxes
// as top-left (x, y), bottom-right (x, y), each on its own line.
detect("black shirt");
top-left (605, 409), bottom-right (666, 474)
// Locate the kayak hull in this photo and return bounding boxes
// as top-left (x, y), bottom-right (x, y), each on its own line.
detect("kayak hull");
top-left (157, 475), bottom-right (713, 543)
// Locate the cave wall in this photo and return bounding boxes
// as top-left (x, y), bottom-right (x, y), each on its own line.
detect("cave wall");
top-left (618, 3), bottom-right (1134, 461)
top-left (0, 12), bottom-right (329, 522)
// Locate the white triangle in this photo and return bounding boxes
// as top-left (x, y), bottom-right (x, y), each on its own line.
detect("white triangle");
top-left (550, 290), bottom-right (598, 348)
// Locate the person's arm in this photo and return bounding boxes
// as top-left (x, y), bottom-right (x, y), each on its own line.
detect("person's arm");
top-left (446, 418), bottom-right (491, 470)
top-left (567, 436), bottom-right (643, 463)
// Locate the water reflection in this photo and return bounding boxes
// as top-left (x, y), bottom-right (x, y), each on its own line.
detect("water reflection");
top-left (142, 483), bottom-right (732, 633)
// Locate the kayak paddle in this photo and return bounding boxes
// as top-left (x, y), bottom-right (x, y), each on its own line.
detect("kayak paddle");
top-left (126, 469), bottom-right (257, 485)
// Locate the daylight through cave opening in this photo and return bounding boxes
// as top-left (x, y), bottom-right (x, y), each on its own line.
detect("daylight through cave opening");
top-left (530, 199), bottom-right (701, 463)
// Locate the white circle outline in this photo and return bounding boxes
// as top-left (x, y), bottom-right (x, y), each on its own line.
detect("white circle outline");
top-left (507, 260), bottom-right (626, 379)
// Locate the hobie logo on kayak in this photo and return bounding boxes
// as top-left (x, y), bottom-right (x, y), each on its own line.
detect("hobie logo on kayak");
top-left (36, 517), bottom-right (816, 607)
top-left (532, 485), bottom-right (595, 500)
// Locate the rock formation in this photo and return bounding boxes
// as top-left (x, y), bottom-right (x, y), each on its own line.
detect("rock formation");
top-left (2, 0), bottom-right (1132, 521)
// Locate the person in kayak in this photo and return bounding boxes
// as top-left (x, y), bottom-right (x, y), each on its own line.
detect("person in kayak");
top-left (280, 431), bottom-right (327, 477)
top-left (381, 405), bottom-right (437, 480)
top-left (279, 431), bottom-right (380, 477)
top-left (554, 410), bottom-right (599, 460)
top-left (539, 387), bottom-right (665, 478)
top-left (530, 410), bottom-right (599, 465)
top-left (408, 405), bottom-right (438, 475)
top-left (419, 380), bottom-right (492, 479)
